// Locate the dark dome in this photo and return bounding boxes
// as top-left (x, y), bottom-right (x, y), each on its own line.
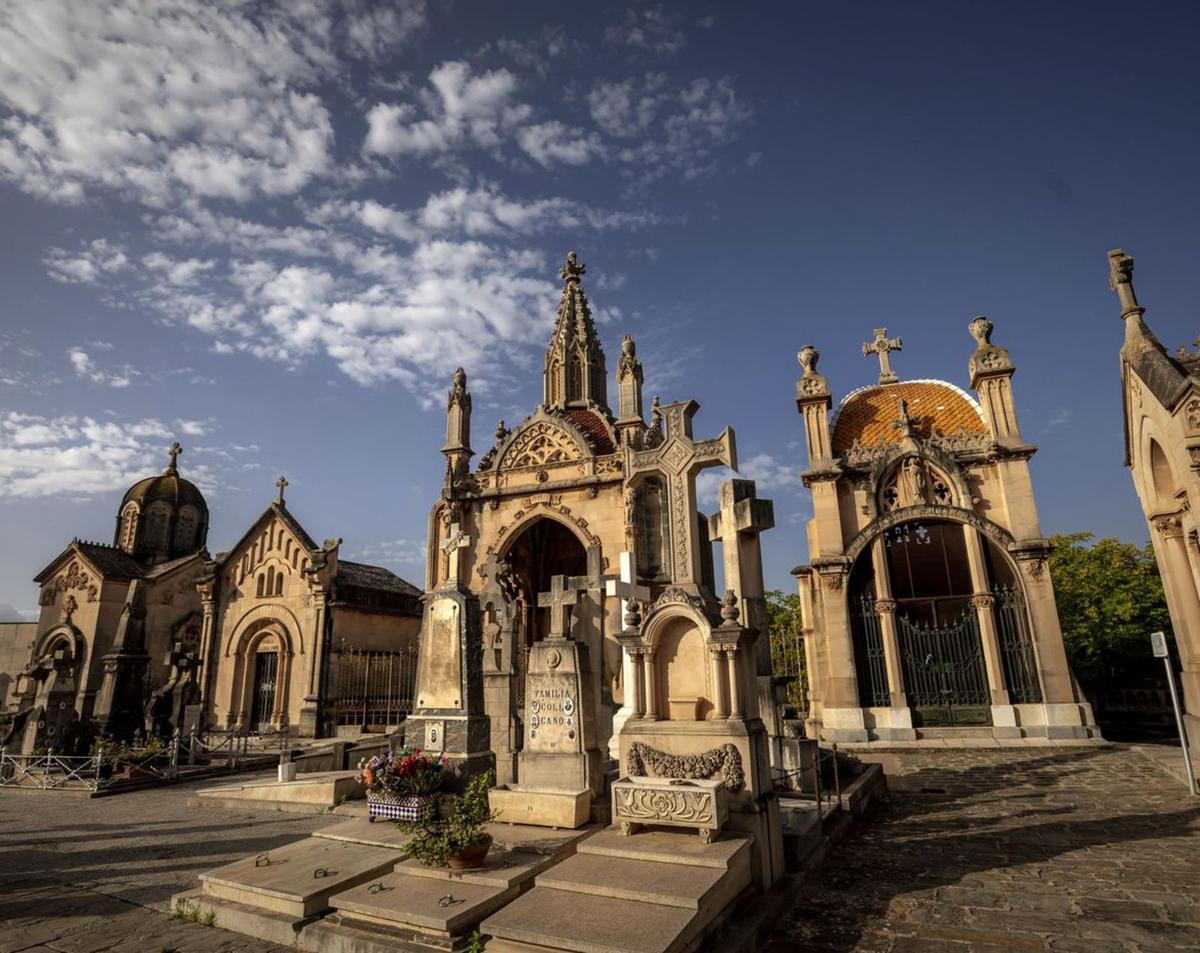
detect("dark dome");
top-left (121, 471), bottom-right (208, 512)
top-left (114, 442), bottom-right (209, 563)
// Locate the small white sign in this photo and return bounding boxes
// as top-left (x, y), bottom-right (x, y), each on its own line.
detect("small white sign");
top-left (1151, 631), bottom-right (1169, 658)
top-left (424, 720), bottom-right (445, 752)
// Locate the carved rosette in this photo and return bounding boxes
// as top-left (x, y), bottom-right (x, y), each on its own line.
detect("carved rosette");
top-left (614, 786), bottom-right (715, 825)
top-left (874, 598), bottom-right (897, 614)
top-left (625, 741), bottom-right (744, 792)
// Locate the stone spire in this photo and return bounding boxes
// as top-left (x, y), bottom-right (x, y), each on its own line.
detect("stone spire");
top-left (442, 366), bottom-right (473, 481)
top-left (1108, 248), bottom-right (1168, 361)
top-left (543, 251), bottom-right (609, 412)
top-left (615, 333), bottom-right (644, 439)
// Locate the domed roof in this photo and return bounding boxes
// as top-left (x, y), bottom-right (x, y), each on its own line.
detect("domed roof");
top-left (831, 380), bottom-right (986, 453)
top-left (121, 442), bottom-right (207, 513)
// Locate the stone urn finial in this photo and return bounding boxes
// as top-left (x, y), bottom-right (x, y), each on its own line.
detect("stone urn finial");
top-left (720, 590), bottom-right (740, 624)
top-left (968, 315), bottom-right (993, 349)
top-left (797, 345), bottom-right (819, 375)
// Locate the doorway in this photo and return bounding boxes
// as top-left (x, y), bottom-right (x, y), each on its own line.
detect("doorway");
top-left (250, 650), bottom-right (278, 730)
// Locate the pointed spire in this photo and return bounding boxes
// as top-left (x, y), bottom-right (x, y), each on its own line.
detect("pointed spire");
top-left (616, 333), bottom-right (644, 427)
top-left (544, 251), bottom-right (608, 411)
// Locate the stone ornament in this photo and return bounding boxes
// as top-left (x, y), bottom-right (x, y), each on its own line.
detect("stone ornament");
top-left (967, 316), bottom-right (1014, 380)
top-left (612, 776), bottom-right (729, 843)
top-left (863, 327), bottom-right (903, 385)
top-left (625, 740), bottom-right (745, 792)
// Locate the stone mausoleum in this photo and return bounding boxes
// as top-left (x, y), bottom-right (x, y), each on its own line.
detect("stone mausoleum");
top-left (1, 448), bottom-right (422, 752)
top-left (1111, 247), bottom-right (1200, 753)
top-left (793, 322), bottom-right (1099, 743)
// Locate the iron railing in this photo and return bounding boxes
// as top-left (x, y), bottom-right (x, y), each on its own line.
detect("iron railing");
top-left (0, 733), bottom-right (180, 792)
top-left (994, 585), bottom-right (1043, 704)
top-left (898, 609), bottom-right (990, 725)
top-left (770, 620), bottom-right (809, 716)
top-left (851, 597), bottom-right (890, 708)
top-left (333, 644), bottom-right (419, 730)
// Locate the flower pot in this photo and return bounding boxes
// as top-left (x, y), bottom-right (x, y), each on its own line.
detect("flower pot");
top-left (448, 834), bottom-right (493, 870)
top-left (367, 792), bottom-right (437, 823)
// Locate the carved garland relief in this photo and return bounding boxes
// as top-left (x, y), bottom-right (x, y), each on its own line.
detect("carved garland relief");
top-left (41, 561), bottom-right (99, 606)
top-left (625, 741), bottom-right (745, 792)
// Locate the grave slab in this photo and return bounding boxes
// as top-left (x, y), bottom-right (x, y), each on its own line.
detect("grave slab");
top-left (578, 825), bottom-right (750, 868)
top-left (193, 770), bottom-right (362, 811)
top-left (535, 851), bottom-right (728, 908)
top-left (199, 835), bottom-right (401, 918)
top-left (312, 815), bottom-right (414, 849)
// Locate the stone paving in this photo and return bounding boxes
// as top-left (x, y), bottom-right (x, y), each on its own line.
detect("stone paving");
top-left (2, 748), bottom-right (1198, 953)
top-left (763, 745), bottom-right (1200, 953)
top-left (0, 770), bottom-right (331, 953)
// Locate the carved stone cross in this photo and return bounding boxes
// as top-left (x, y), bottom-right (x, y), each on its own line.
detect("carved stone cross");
top-left (863, 327), bottom-right (903, 385)
top-left (167, 441), bottom-right (182, 472)
top-left (605, 551), bottom-right (650, 626)
top-left (537, 574), bottom-right (579, 640)
top-left (440, 522), bottom-right (470, 584)
top-left (274, 475), bottom-right (289, 504)
top-left (165, 640), bottom-right (196, 674)
top-left (625, 399), bottom-right (736, 588)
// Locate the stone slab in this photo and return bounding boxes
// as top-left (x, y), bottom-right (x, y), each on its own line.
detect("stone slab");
top-left (482, 889), bottom-right (695, 953)
top-left (200, 836), bottom-right (401, 918)
top-left (487, 821), bottom-right (596, 857)
top-left (169, 888), bottom-right (314, 948)
top-left (312, 815), bottom-right (414, 849)
top-left (578, 825), bottom-right (751, 869)
top-left (330, 871), bottom-right (515, 937)
top-left (396, 849), bottom-right (551, 889)
top-left (489, 784), bottom-right (590, 828)
top-left (195, 770), bottom-right (362, 807)
top-left (535, 852), bottom-right (726, 909)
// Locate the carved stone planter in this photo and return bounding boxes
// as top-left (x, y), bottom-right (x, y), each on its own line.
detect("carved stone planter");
top-left (612, 776), bottom-right (729, 843)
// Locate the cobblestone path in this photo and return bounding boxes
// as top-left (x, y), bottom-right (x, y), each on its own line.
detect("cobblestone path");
top-left (764, 745), bottom-right (1200, 953)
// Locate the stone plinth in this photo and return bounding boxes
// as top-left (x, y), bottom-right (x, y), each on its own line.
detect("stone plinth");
top-left (612, 776), bottom-right (728, 842)
top-left (490, 784), bottom-right (591, 829)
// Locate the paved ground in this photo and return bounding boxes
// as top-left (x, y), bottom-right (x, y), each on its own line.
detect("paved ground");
top-left (0, 769), bottom-right (332, 953)
top-left (764, 745), bottom-right (1200, 953)
top-left (2, 748), bottom-right (1197, 953)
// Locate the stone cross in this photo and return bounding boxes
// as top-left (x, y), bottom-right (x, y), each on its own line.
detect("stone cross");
top-left (863, 327), bottom-right (903, 385)
top-left (605, 551), bottom-right (651, 758)
top-left (167, 441), bottom-right (182, 472)
top-left (709, 480), bottom-right (774, 674)
top-left (440, 522), bottom-right (470, 584)
top-left (274, 475), bottom-right (289, 504)
top-left (537, 574), bottom-right (579, 640)
top-left (625, 399), bottom-right (736, 588)
top-left (165, 641), bottom-right (196, 675)
top-left (605, 551), bottom-right (650, 626)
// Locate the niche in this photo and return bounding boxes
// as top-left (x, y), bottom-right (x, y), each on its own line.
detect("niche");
top-left (655, 617), bottom-right (713, 721)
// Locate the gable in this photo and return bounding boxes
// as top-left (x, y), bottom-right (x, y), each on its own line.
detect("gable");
top-left (220, 507), bottom-right (317, 595)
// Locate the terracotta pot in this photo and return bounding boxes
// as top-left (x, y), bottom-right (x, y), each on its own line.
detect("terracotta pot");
top-left (447, 834), bottom-right (493, 870)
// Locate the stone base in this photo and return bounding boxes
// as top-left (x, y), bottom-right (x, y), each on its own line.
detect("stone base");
top-left (489, 784), bottom-right (591, 829)
top-left (482, 826), bottom-right (753, 953)
top-left (191, 770), bottom-right (362, 812)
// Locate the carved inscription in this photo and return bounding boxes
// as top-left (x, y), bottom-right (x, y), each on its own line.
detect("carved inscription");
top-left (527, 672), bottom-right (579, 753)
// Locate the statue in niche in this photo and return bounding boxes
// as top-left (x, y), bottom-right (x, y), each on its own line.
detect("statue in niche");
top-left (898, 458), bottom-right (928, 506)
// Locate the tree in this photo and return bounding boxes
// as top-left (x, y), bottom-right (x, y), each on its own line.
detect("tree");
top-left (765, 589), bottom-right (806, 709)
top-left (1048, 532), bottom-right (1172, 691)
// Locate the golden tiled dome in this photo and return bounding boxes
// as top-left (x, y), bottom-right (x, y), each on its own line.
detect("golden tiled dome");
top-left (831, 380), bottom-right (986, 453)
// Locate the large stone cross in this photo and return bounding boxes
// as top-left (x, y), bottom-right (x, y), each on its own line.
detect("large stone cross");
top-left (863, 327), bottom-right (903, 385)
top-left (537, 574), bottom-right (579, 640)
top-left (165, 640), bottom-right (196, 675)
top-left (605, 551), bottom-right (650, 628)
top-left (625, 399), bottom-right (736, 587)
top-left (274, 475), bottom-right (289, 504)
top-left (441, 522), bottom-right (471, 585)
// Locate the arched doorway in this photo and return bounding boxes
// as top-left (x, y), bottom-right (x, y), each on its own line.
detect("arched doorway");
top-left (250, 644), bottom-right (279, 731)
top-left (850, 518), bottom-right (1037, 726)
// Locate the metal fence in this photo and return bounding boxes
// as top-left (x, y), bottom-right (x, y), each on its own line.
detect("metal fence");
top-left (333, 644), bottom-right (419, 730)
top-left (769, 619), bottom-right (809, 715)
top-left (0, 737), bottom-right (180, 792)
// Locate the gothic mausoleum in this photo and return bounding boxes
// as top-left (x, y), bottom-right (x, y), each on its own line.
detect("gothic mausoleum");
top-left (793, 323), bottom-right (1099, 742)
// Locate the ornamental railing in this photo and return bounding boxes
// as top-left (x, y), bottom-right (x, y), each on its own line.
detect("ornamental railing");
top-left (0, 734), bottom-right (180, 792)
top-left (851, 597), bottom-right (890, 708)
top-left (333, 644), bottom-right (419, 730)
top-left (993, 585), bottom-right (1043, 704)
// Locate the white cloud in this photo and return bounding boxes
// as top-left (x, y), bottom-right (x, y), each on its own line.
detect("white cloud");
top-left (697, 452), bottom-right (801, 507)
top-left (516, 121), bottom-right (604, 167)
top-left (0, 1), bottom-right (344, 205)
top-left (67, 348), bottom-right (138, 388)
top-left (341, 0), bottom-right (427, 61)
top-left (364, 61), bottom-right (532, 157)
top-left (0, 602), bottom-right (37, 622)
top-left (44, 239), bottom-right (128, 284)
top-left (143, 252), bottom-right (216, 286)
top-left (0, 412), bottom-right (215, 499)
top-left (344, 537), bottom-right (427, 572)
top-left (604, 6), bottom-right (686, 56)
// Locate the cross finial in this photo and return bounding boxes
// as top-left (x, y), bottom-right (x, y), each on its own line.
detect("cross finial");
top-left (275, 475), bottom-right (289, 504)
top-left (537, 574), bottom-right (579, 640)
top-left (560, 250), bottom-right (586, 284)
top-left (863, 327), bottom-right (903, 385)
top-left (166, 441), bottom-right (182, 474)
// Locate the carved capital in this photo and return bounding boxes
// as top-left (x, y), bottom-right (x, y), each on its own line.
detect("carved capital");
top-left (874, 598), bottom-right (897, 614)
top-left (970, 593), bottom-right (996, 610)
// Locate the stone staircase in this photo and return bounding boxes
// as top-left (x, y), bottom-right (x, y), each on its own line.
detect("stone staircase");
top-left (482, 826), bottom-right (754, 953)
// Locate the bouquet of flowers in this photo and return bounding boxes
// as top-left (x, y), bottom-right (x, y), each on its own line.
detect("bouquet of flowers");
top-left (358, 746), bottom-right (446, 799)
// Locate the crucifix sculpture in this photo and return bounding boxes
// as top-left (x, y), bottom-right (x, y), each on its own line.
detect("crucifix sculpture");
top-left (166, 441), bottom-right (182, 473)
top-left (440, 522), bottom-right (470, 585)
top-left (863, 327), bottom-right (903, 385)
top-left (537, 574), bottom-right (579, 640)
top-left (625, 399), bottom-right (736, 588)
top-left (274, 475), bottom-right (289, 504)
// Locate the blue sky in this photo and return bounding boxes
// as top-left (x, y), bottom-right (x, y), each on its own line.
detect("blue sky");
top-left (2, 1), bottom-right (1198, 618)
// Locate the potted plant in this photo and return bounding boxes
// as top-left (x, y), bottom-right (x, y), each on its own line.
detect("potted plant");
top-left (400, 771), bottom-right (496, 869)
top-left (358, 746), bottom-right (445, 823)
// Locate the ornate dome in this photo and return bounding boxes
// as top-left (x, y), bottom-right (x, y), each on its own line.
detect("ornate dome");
top-left (831, 380), bottom-right (986, 454)
top-left (114, 442), bottom-right (209, 564)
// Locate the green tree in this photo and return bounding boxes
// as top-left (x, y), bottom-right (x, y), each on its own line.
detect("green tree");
top-left (1048, 532), bottom-right (1172, 691)
top-left (765, 589), bottom-right (806, 709)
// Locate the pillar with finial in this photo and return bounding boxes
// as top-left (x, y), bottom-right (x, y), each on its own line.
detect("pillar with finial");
top-left (615, 333), bottom-right (644, 442)
top-left (442, 366), bottom-right (473, 484)
top-left (795, 345), bottom-right (833, 472)
top-left (967, 316), bottom-right (1023, 446)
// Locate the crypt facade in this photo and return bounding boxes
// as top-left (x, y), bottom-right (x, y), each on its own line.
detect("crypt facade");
top-left (2, 449), bottom-right (422, 752)
top-left (793, 322), bottom-right (1098, 742)
top-left (1111, 247), bottom-right (1200, 752)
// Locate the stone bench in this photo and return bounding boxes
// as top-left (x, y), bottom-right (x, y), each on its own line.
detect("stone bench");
top-left (611, 776), bottom-right (729, 843)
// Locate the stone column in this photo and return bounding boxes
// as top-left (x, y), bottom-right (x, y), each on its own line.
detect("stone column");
top-left (962, 528), bottom-right (1011, 705)
top-left (1158, 522), bottom-right (1200, 731)
top-left (725, 648), bottom-right (743, 719)
top-left (869, 538), bottom-right (907, 708)
top-left (197, 594), bottom-right (217, 707)
top-left (642, 650), bottom-right (657, 720)
top-left (629, 648), bottom-right (645, 717)
top-left (710, 647), bottom-right (728, 718)
top-left (299, 590), bottom-right (327, 737)
top-left (815, 565), bottom-right (867, 741)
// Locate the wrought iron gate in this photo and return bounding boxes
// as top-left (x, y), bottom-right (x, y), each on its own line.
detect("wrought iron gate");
top-left (993, 586), bottom-right (1043, 704)
top-left (851, 597), bottom-right (890, 708)
top-left (898, 611), bottom-right (991, 726)
top-left (333, 644), bottom-right (419, 731)
top-left (250, 651), bottom-right (278, 730)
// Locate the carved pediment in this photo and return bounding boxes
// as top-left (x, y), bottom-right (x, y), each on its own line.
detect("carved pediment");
top-left (498, 419), bottom-right (585, 471)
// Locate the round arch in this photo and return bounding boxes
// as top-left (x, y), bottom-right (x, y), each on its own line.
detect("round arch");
top-left (224, 602), bottom-right (305, 657)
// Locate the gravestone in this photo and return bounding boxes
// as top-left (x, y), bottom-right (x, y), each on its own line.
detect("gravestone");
top-left (23, 647), bottom-right (78, 753)
top-left (489, 574), bottom-right (601, 829)
top-left (404, 523), bottom-right (493, 784)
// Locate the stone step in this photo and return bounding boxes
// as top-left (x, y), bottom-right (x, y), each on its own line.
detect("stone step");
top-left (329, 872), bottom-right (516, 939)
top-left (577, 825), bottom-right (751, 869)
top-left (534, 851), bottom-right (727, 909)
top-left (312, 816), bottom-right (413, 850)
top-left (199, 835), bottom-right (402, 918)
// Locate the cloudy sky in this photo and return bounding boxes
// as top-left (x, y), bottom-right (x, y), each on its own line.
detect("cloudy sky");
top-left (1, 1), bottom-right (1198, 618)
